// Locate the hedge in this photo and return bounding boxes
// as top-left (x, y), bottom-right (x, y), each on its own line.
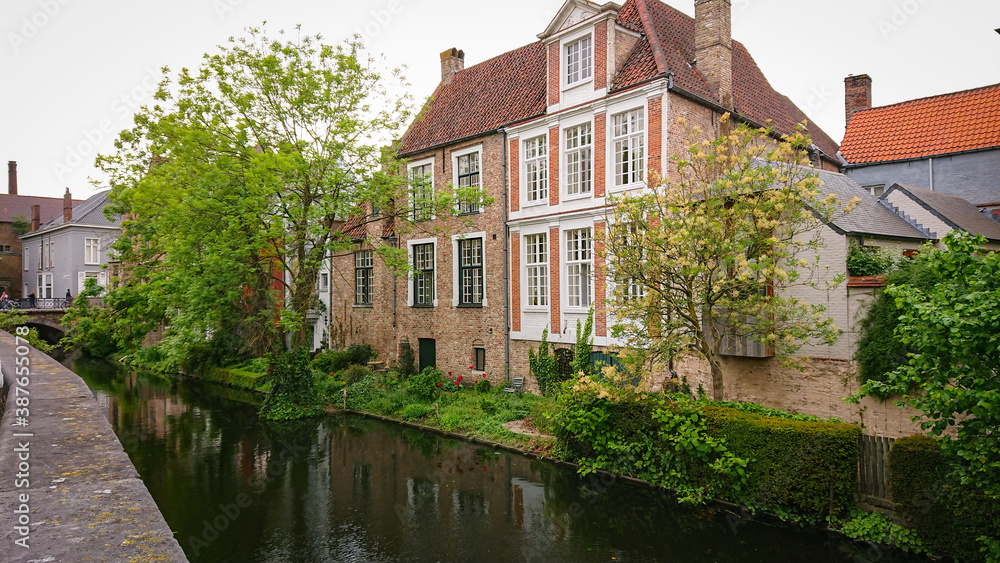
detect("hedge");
top-left (203, 367), bottom-right (270, 392)
top-left (890, 435), bottom-right (1000, 562)
top-left (556, 394), bottom-right (860, 517)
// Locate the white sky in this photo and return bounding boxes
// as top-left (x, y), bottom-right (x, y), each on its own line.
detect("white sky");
top-left (2, 0), bottom-right (998, 199)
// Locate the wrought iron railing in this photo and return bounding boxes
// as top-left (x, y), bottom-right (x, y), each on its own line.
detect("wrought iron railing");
top-left (6, 297), bottom-right (72, 310)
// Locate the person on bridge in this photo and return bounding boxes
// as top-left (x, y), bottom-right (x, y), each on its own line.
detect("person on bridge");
top-left (65, 288), bottom-right (72, 307)
top-left (28, 291), bottom-right (36, 309)
top-left (0, 291), bottom-right (7, 311)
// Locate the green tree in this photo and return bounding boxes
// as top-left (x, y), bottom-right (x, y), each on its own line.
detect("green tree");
top-left (604, 116), bottom-right (856, 401)
top-left (90, 27), bottom-right (484, 367)
top-left (856, 231), bottom-right (1000, 501)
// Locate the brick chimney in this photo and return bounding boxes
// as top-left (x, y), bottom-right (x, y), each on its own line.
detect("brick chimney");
top-left (845, 74), bottom-right (873, 127)
top-left (7, 161), bottom-right (17, 195)
top-left (694, 0), bottom-right (733, 109)
top-left (63, 187), bottom-right (73, 222)
top-left (440, 48), bottom-right (465, 85)
top-left (31, 204), bottom-right (40, 232)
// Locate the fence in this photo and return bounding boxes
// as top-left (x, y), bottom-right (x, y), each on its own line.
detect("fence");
top-left (858, 434), bottom-right (894, 506)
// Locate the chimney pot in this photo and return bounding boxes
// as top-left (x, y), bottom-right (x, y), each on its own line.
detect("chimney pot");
top-left (7, 161), bottom-right (17, 196)
top-left (440, 47), bottom-right (465, 85)
top-left (845, 74), bottom-right (873, 128)
top-left (31, 204), bottom-right (40, 232)
top-left (63, 187), bottom-right (73, 222)
top-left (694, 0), bottom-right (733, 109)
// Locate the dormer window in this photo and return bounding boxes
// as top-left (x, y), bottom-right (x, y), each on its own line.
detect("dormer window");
top-left (566, 36), bottom-right (592, 85)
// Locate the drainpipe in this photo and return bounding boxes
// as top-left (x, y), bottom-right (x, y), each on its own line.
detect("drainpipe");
top-left (501, 127), bottom-right (511, 382)
top-left (928, 157), bottom-right (934, 191)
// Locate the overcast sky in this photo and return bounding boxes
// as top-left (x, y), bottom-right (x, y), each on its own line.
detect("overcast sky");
top-left (2, 0), bottom-right (998, 199)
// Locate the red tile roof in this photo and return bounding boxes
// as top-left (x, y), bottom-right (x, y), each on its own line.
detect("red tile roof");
top-left (0, 194), bottom-right (82, 223)
top-left (840, 83), bottom-right (1000, 164)
top-left (399, 42), bottom-right (547, 155)
top-left (399, 0), bottom-right (839, 162)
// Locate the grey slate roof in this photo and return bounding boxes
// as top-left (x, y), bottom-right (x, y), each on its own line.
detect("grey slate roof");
top-left (814, 170), bottom-right (931, 241)
top-left (30, 190), bottom-right (121, 235)
top-left (888, 184), bottom-right (1000, 243)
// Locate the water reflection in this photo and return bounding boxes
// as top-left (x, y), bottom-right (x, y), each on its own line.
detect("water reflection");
top-left (70, 357), bottom-right (922, 563)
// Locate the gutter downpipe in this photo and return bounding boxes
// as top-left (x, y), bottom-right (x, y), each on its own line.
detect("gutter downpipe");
top-left (500, 127), bottom-right (511, 382)
top-left (928, 157), bottom-right (934, 191)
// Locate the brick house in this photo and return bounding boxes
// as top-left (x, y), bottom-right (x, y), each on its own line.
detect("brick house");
top-left (840, 76), bottom-right (1000, 211)
top-left (329, 0), bottom-right (843, 386)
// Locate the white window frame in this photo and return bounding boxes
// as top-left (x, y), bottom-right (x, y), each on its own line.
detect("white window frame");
top-left (565, 228), bottom-right (593, 310)
top-left (451, 231), bottom-right (487, 307)
top-left (406, 238), bottom-right (438, 308)
top-left (38, 242), bottom-right (42, 269)
top-left (85, 237), bottom-right (100, 265)
top-left (565, 122), bottom-right (593, 198)
top-left (23, 248), bottom-right (28, 271)
top-left (408, 158), bottom-right (435, 221)
top-left (864, 184), bottom-right (886, 197)
top-left (565, 35), bottom-right (593, 87)
top-left (524, 135), bottom-right (548, 205)
top-left (37, 273), bottom-right (53, 299)
top-left (524, 232), bottom-right (549, 309)
top-left (354, 250), bottom-right (373, 306)
top-left (612, 107), bottom-right (646, 188)
top-left (452, 145), bottom-right (482, 215)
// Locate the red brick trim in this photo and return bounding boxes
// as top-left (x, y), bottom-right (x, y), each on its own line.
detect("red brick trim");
top-left (547, 42), bottom-right (560, 107)
top-left (594, 20), bottom-right (607, 92)
top-left (512, 236), bottom-right (521, 332)
top-left (648, 96), bottom-right (662, 181)
top-left (594, 221), bottom-right (607, 337)
top-left (549, 226), bottom-right (561, 333)
top-left (510, 138), bottom-right (520, 213)
top-left (594, 113), bottom-right (606, 198)
top-left (548, 126), bottom-right (560, 206)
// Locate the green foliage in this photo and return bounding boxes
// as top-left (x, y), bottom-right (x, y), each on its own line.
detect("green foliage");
top-left (203, 366), bottom-right (269, 391)
top-left (343, 364), bottom-right (374, 384)
top-left (11, 213), bottom-right (31, 236)
top-left (846, 243), bottom-right (901, 277)
top-left (572, 308), bottom-right (595, 377)
top-left (605, 116), bottom-right (854, 401)
top-left (857, 232), bottom-right (1000, 499)
top-left (474, 378), bottom-right (491, 393)
top-left (312, 344), bottom-right (375, 374)
top-left (854, 255), bottom-right (937, 397)
top-left (0, 311), bottom-right (54, 353)
top-left (401, 403), bottom-right (435, 420)
top-left (408, 366), bottom-right (444, 400)
top-left (259, 349), bottom-right (321, 420)
top-left (395, 341), bottom-right (416, 377)
top-left (889, 435), bottom-right (1000, 562)
top-left (835, 509), bottom-right (926, 554)
top-left (314, 376), bottom-right (347, 403)
top-left (528, 326), bottom-right (560, 396)
top-left (707, 400), bottom-right (841, 423)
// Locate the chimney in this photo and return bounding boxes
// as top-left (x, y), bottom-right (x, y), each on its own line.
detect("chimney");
top-left (63, 187), bottom-right (73, 222)
top-left (845, 74), bottom-right (873, 127)
top-left (694, 0), bottom-right (733, 109)
top-left (31, 204), bottom-right (40, 232)
top-left (7, 161), bottom-right (17, 195)
top-left (440, 48), bottom-right (465, 85)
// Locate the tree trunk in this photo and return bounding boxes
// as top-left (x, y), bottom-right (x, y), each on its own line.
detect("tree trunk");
top-left (710, 356), bottom-right (725, 401)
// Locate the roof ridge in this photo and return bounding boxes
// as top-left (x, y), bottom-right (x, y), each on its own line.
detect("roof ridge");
top-left (853, 82), bottom-right (1000, 115)
top-left (634, 0), bottom-right (667, 75)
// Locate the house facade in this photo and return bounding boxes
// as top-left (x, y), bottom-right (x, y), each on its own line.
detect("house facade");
top-left (330, 0), bottom-right (842, 386)
top-left (840, 76), bottom-right (1000, 211)
top-left (20, 190), bottom-right (122, 302)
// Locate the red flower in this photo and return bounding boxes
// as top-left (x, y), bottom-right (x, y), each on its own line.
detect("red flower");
top-left (482, 373), bottom-right (487, 378)
top-left (448, 371), bottom-right (452, 376)
top-left (436, 382), bottom-right (442, 387)
top-left (469, 365), bottom-right (474, 369)
top-left (455, 382), bottom-right (460, 387)
top-left (457, 375), bottom-right (464, 381)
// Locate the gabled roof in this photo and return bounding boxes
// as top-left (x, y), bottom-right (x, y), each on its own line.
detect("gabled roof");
top-left (814, 170), bottom-right (930, 241)
top-left (613, 0), bottom-right (841, 160)
top-left (398, 42), bottom-right (547, 155)
top-left (0, 194), bottom-right (82, 223)
top-left (840, 83), bottom-right (1000, 164)
top-left (399, 0), bottom-right (840, 162)
top-left (886, 184), bottom-right (1000, 243)
top-left (26, 191), bottom-right (122, 237)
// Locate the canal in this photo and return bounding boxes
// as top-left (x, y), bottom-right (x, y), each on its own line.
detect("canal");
top-left (70, 356), bottom-right (922, 563)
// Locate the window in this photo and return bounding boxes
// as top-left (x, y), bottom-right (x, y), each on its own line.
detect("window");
top-left (566, 123), bottom-right (592, 196)
top-left (613, 108), bottom-right (646, 187)
top-left (409, 163), bottom-right (433, 221)
top-left (525, 233), bottom-right (548, 307)
top-left (566, 228), bottom-right (592, 308)
top-left (85, 237), bottom-right (100, 264)
top-left (320, 272), bottom-right (330, 291)
top-left (456, 152), bottom-right (481, 214)
top-left (458, 238), bottom-right (484, 306)
top-left (37, 273), bottom-right (52, 299)
top-left (38, 243), bottom-right (42, 269)
top-left (864, 185), bottom-right (885, 197)
top-left (23, 249), bottom-right (28, 271)
top-left (566, 36), bottom-right (592, 85)
top-left (413, 243), bottom-right (434, 307)
top-left (615, 223), bottom-right (646, 302)
top-left (355, 250), bottom-right (373, 305)
top-left (474, 347), bottom-right (486, 371)
top-left (525, 136), bottom-right (548, 203)
top-left (48, 241), bottom-right (54, 268)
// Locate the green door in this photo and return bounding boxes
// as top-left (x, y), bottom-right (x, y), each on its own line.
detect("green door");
top-left (418, 338), bottom-right (436, 372)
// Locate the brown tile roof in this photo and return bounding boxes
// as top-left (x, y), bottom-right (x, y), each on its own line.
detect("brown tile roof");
top-left (0, 194), bottom-right (82, 223)
top-left (615, 0), bottom-right (840, 160)
top-left (399, 42), bottom-right (547, 155)
top-left (840, 83), bottom-right (1000, 164)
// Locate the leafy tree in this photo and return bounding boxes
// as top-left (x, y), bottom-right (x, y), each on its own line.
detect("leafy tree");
top-left (855, 231), bottom-right (1000, 500)
top-left (604, 115), bottom-right (856, 401)
top-left (90, 26), bottom-right (485, 367)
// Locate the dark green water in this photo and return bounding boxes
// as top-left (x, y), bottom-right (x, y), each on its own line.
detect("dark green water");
top-left (72, 357), bottom-right (923, 563)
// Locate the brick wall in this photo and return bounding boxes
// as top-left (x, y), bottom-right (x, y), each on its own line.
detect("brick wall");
top-left (594, 20), bottom-right (607, 92)
top-left (548, 126), bottom-right (560, 206)
top-left (593, 221), bottom-right (606, 337)
top-left (511, 235), bottom-right (520, 332)
top-left (648, 96), bottom-right (663, 181)
top-left (509, 138), bottom-right (520, 212)
top-left (548, 225), bottom-right (560, 334)
top-left (547, 42), bottom-right (560, 107)
top-left (594, 112), bottom-right (606, 198)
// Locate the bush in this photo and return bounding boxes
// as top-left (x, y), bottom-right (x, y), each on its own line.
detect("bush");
top-left (346, 343), bottom-right (375, 366)
top-left (204, 367), bottom-right (268, 391)
top-left (474, 378), bottom-right (492, 393)
top-left (315, 376), bottom-right (347, 403)
top-left (401, 403), bottom-right (435, 420)
top-left (312, 343), bottom-right (374, 375)
top-left (343, 364), bottom-right (374, 384)
top-left (259, 349), bottom-right (321, 420)
top-left (890, 435), bottom-right (1000, 562)
top-left (395, 341), bottom-right (416, 377)
top-left (408, 366), bottom-right (443, 400)
top-left (847, 243), bottom-right (900, 277)
top-left (529, 327), bottom-right (560, 396)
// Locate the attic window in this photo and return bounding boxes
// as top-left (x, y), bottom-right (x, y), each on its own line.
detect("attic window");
top-left (863, 185), bottom-right (885, 197)
top-left (566, 36), bottom-right (592, 85)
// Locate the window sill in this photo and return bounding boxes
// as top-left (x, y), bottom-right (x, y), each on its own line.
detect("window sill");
top-left (457, 303), bottom-right (484, 308)
top-left (523, 306), bottom-right (549, 313)
top-left (411, 304), bottom-right (436, 309)
top-left (563, 77), bottom-right (594, 91)
top-left (353, 303), bottom-right (374, 309)
top-left (523, 198), bottom-right (548, 208)
top-left (457, 210), bottom-right (481, 217)
top-left (563, 191), bottom-right (593, 202)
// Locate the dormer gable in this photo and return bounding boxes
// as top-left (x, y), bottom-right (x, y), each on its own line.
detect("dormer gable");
top-left (539, 1), bottom-right (626, 110)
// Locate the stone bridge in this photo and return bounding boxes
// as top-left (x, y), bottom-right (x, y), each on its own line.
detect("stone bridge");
top-left (18, 308), bottom-right (69, 344)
